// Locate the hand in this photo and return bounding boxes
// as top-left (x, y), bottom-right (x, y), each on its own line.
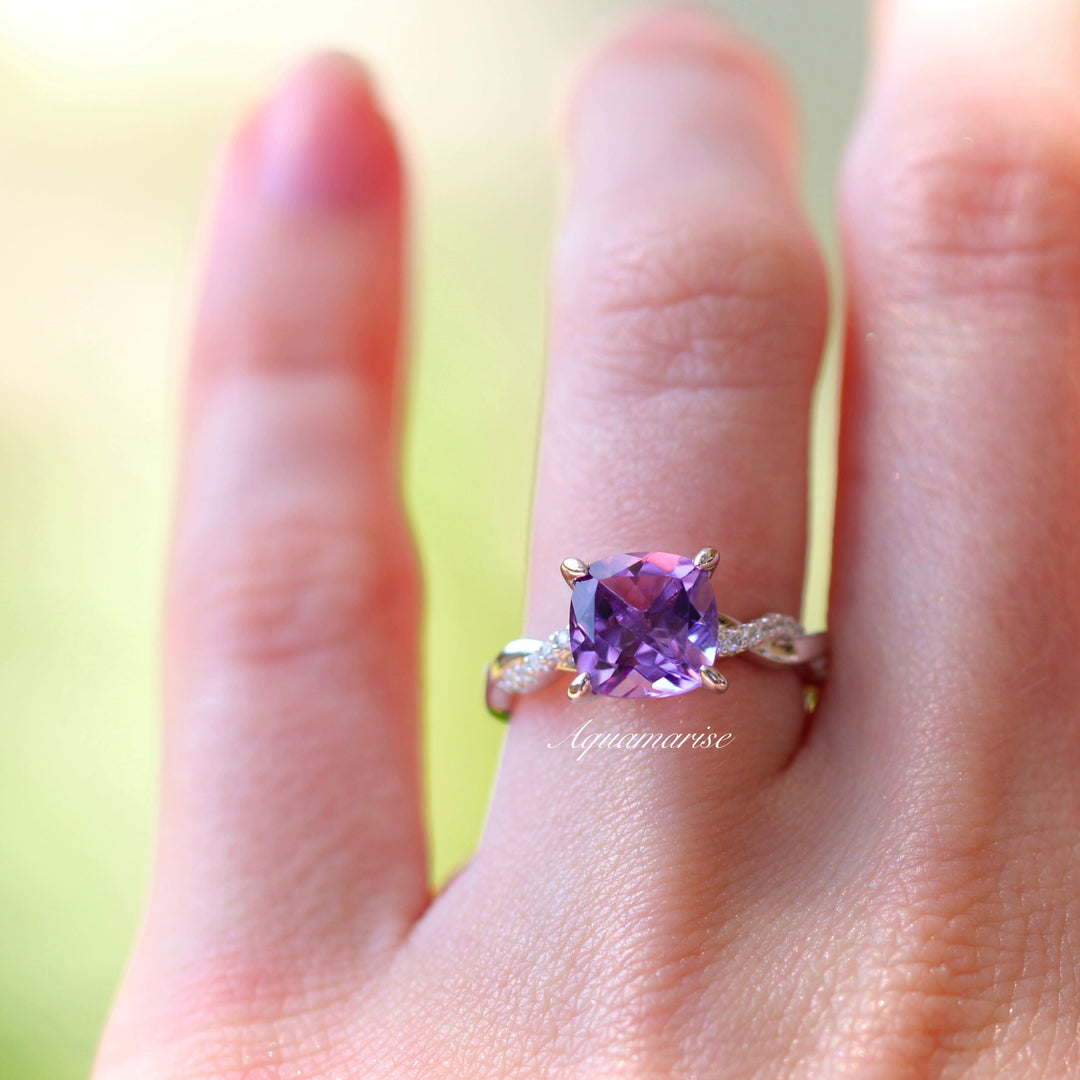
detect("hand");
top-left (92, 3), bottom-right (1080, 1077)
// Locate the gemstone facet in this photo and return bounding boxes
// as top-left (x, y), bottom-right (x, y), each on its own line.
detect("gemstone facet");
top-left (569, 551), bottom-right (719, 699)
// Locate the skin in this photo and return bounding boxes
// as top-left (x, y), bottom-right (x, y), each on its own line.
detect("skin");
top-left (92, 1), bottom-right (1080, 1077)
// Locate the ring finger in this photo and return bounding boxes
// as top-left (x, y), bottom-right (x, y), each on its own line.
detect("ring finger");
top-left (486, 8), bottom-right (828, 897)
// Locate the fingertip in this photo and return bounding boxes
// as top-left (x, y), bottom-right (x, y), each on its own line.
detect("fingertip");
top-left (867, 0), bottom-right (1080, 96)
top-left (605, 3), bottom-right (744, 59)
top-left (193, 49), bottom-right (407, 390)
top-left (561, 4), bottom-right (796, 175)
top-left (236, 50), bottom-right (402, 213)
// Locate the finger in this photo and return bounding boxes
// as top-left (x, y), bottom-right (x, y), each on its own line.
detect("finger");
top-left (489, 11), bottom-right (828, 863)
top-left (135, 55), bottom-right (424, 1004)
top-left (829, 0), bottom-right (1080, 770)
top-left (402, 13), bottom-right (828, 1066)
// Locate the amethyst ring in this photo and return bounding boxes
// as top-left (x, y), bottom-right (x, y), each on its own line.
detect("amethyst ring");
top-left (486, 548), bottom-right (827, 720)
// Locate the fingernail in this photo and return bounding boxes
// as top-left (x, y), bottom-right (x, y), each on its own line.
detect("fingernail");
top-left (613, 3), bottom-right (732, 57)
top-left (255, 51), bottom-right (400, 210)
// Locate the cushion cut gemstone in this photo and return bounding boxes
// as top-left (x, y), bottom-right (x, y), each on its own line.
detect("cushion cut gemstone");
top-left (569, 551), bottom-right (719, 699)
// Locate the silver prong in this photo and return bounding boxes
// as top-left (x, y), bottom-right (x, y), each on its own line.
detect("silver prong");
top-left (700, 666), bottom-right (728, 693)
top-left (561, 557), bottom-right (589, 587)
top-left (693, 547), bottom-right (720, 575)
top-left (567, 671), bottom-right (592, 700)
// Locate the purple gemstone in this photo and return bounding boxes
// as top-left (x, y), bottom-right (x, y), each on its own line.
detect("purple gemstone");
top-left (569, 551), bottom-right (719, 699)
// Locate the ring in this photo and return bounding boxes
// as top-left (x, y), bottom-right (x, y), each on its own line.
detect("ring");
top-left (486, 548), bottom-right (828, 720)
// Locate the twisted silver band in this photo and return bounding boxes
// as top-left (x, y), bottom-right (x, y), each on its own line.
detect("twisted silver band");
top-left (486, 614), bottom-right (827, 719)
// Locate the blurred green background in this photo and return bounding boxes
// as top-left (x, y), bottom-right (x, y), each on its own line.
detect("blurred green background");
top-left (0, 1), bottom-right (862, 1076)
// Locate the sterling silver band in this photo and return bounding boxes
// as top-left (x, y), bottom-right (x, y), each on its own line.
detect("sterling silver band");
top-left (486, 615), bottom-right (828, 719)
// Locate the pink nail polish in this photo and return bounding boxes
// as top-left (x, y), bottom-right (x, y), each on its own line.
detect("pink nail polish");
top-left (256, 52), bottom-right (400, 210)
